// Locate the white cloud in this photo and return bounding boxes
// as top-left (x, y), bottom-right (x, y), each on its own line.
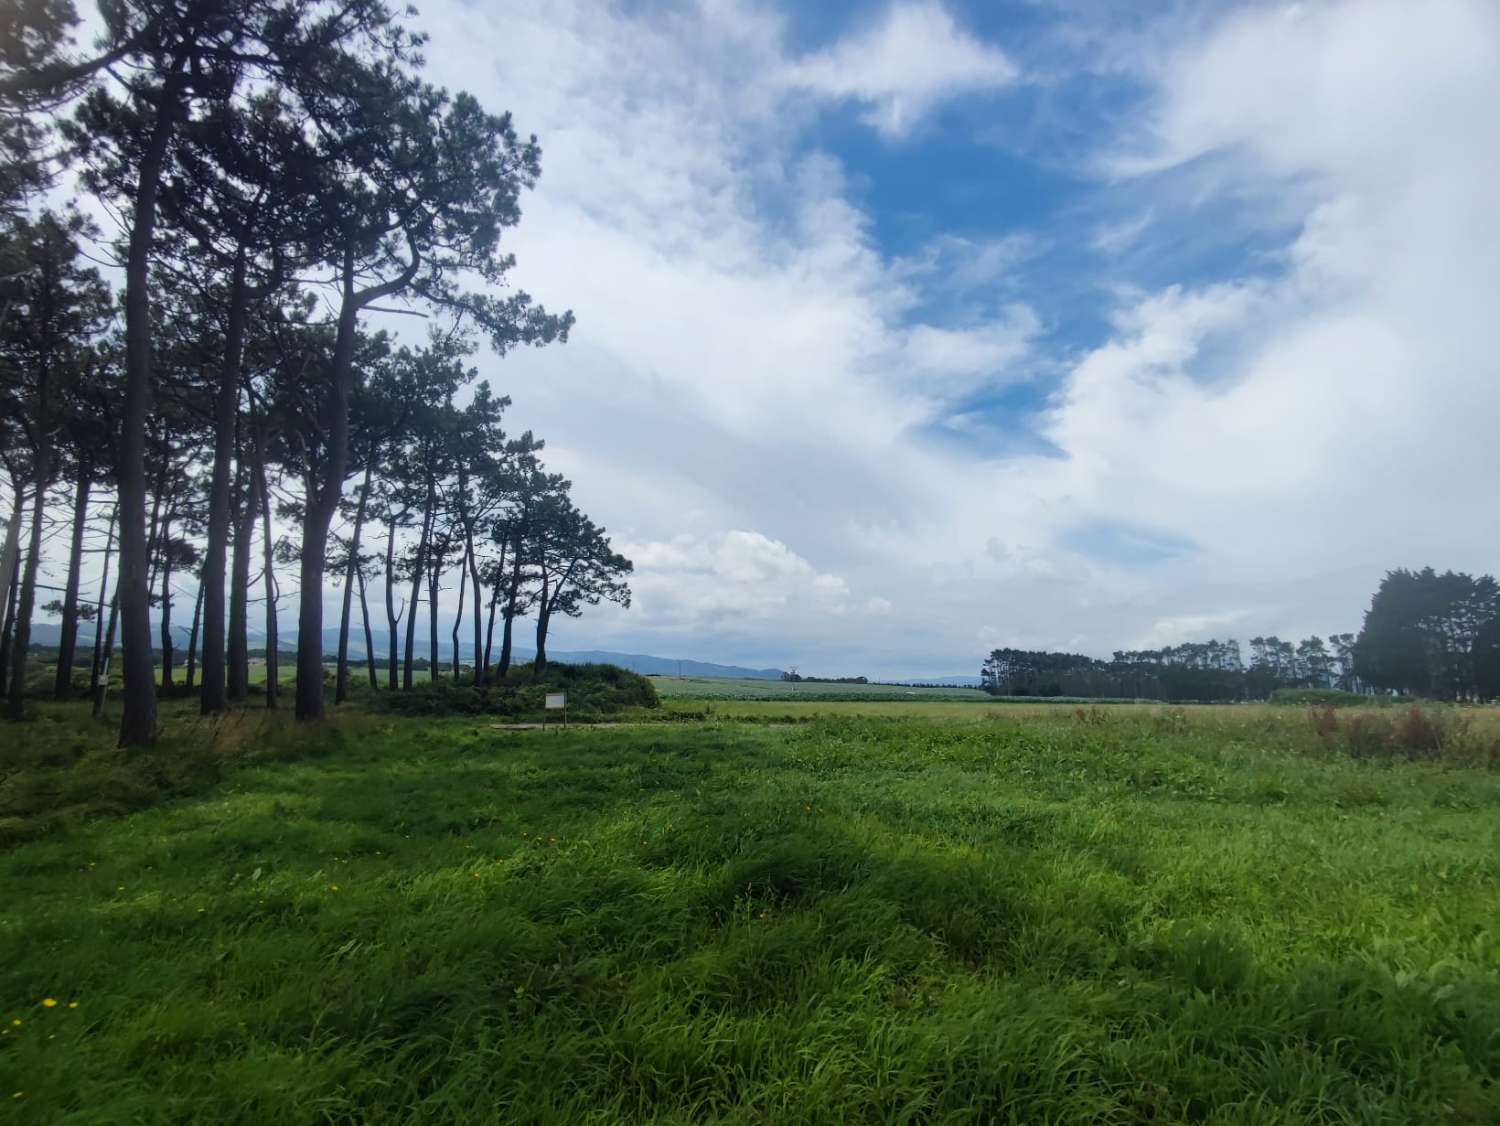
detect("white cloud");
top-left (782, 2), bottom-right (1019, 138)
top-left (611, 530), bottom-right (851, 635)
top-left (63, 0), bottom-right (1488, 681)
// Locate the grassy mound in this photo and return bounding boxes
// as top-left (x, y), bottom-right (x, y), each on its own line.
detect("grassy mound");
top-left (368, 661), bottom-right (658, 720)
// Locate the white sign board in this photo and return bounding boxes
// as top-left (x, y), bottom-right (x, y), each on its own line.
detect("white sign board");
top-left (545, 693), bottom-right (567, 710)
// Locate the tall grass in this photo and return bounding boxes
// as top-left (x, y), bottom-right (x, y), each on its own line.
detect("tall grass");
top-left (0, 707), bottom-right (1497, 1121)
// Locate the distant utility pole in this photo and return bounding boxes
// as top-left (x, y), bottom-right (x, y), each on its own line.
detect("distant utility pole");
top-left (677, 659), bottom-right (682, 679)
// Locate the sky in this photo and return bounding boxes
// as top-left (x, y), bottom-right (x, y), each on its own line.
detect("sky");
top-left (366, 0), bottom-right (1498, 678)
top-left (37, 0), bottom-right (1500, 679)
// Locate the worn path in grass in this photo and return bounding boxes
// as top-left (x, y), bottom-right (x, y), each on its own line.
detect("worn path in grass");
top-left (2, 712), bottom-right (1498, 1123)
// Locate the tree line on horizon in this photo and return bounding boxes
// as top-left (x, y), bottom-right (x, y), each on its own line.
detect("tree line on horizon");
top-left (0, 1), bottom-right (631, 741)
top-left (981, 568), bottom-right (1500, 703)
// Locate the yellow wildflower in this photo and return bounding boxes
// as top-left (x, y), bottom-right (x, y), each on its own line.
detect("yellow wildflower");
top-left (67, 1002), bottom-right (77, 1009)
top-left (10, 1019), bottom-right (19, 1027)
top-left (41, 998), bottom-right (56, 1008)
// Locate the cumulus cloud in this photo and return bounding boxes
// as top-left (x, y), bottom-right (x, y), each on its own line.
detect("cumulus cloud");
top-left (612, 530), bottom-right (851, 633)
top-left (782, 2), bottom-right (1019, 138)
top-left (389, 0), bottom-right (1500, 677)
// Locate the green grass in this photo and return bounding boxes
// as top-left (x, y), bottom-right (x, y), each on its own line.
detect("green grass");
top-left (650, 676), bottom-right (993, 702)
top-left (2, 705), bottom-right (1499, 1122)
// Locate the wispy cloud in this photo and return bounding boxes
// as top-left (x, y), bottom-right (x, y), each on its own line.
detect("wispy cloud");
top-left (782, 2), bottom-right (1019, 138)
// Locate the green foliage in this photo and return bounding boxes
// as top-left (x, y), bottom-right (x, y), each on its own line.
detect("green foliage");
top-left (368, 662), bottom-right (658, 719)
top-left (1, 702), bottom-right (1499, 1121)
top-left (1270, 687), bottom-right (1377, 707)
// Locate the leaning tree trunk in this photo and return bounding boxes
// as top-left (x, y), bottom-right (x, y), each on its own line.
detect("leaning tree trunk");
top-left (54, 460), bottom-right (92, 698)
top-left (116, 64), bottom-right (185, 747)
top-left (184, 575), bottom-right (204, 691)
top-left (89, 505), bottom-right (116, 698)
top-left (227, 467), bottom-right (253, 701)
top-left (0, 489), bottom-right (20, 629)
top-left (92, 591), bottom-right (119, 719)
top-left (451, 559), bottom-right (466, 678)
top-left (357, 565), bottom-right (378, 690)
top-left (0, 545), bottom-right (18, 697)
top-left (7, 465), bottom-right (50, 719)
top-left (483, 575), bottom-right (499, 685)
top-left (334, 463), bottom-right (372, 704)
top-left (533, 573), bottom-right (551, 678)
top-left (200, 251), bottom-right (250, 715)
top-left (466, 533), bottom-right (482, 685)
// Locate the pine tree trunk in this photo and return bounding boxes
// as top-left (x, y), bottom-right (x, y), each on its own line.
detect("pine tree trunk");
top-left (427, 551), bottom-right (440, 683)
top-left (498, 535), bottom-right (523, 677)
top-left (293, 268), bottom-right (364, 722)
top-left (466, 532), bottom-right (482, 685)
top-left (117, 64), bottom-right (185, 747)
top-left (200, 251), bottom-right (249, 715)
top-left (0, 545), bottom-right (17, 696)
top-left (7, 470), bottom-right (49, 718)
top-left (92, 591), bottom-right (119, 719)
top-left (403, 485), bottom-right (433, 689)
top-left (184, 576), bottom-right (204, 690)
top-left (451, 558), bottom-right (466, 679)
top-left (158, 513), bottom-right (174, 693)
top-left (335, 463), bottom-right (372, 704)
top-left (384, 518), bottom-right (400, 690)
top-left (89, 505), bottom-right (116, 695)
top-left (0, 490), bottom-right (19, 633)
top-left (227, 466), bottom-right (253, 701)
top-left (358, 565), bottom-right (378, 690)
top-left (54, 463), bottom-right (91, 698)
top-left (483, 579), bottom-right (499, 683)
top-left (255, 436), bottom-right (277, 708)
top-left (533, 569), bottom-right (550, 677)
top-left (534, 606), bottom-right (550, 676)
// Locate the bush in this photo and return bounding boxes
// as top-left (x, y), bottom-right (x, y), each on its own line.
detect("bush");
top-left (1308, 704), bottom-right (1481, 763)
top-left (1271, 688), bottom-right (1377, 707)
top-left (369, 662), bottom-right (659, 719)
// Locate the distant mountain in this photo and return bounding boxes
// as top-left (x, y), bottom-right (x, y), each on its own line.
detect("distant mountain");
top-left (25, 622), bottom-right (786, 681)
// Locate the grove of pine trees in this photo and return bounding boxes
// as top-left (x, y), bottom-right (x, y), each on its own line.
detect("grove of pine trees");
top-left (0, 0), bottom-right (632, 742)
top-left (982, 569), bottom-right (1500, 702)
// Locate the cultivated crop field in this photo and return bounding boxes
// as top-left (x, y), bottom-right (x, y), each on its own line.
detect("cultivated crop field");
top-left (2, 702), bottom-right (1498, 1123)
top-left (650, 675), bottom-right (993, 702)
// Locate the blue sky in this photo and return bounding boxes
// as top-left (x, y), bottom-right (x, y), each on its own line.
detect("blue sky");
top-left (45, 0), bottom-right (1498, 679)
top-left (377, 0), bottom-right (1500, 678)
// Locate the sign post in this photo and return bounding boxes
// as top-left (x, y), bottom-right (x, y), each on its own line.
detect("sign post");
top-left (545, 692), bottom-right (567, 727)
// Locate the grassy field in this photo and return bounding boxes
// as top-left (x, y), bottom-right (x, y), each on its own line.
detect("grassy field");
top-left (2, 702), bottom-right (1498, 1122)
top-left (650, 676), bottom-right (992, 702)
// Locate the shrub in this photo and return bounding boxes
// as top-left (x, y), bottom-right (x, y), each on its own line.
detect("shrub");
top-left (1309, 704), bottom-right (1474, 762)
top-left (370, 662), bottom-right (658, 719)
top-left (1271, 688), bottom-right (1376, 707)
top-left (1072, 705), bottom-right (1107, 726)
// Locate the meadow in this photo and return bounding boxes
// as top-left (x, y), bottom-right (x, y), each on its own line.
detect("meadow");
top-left (650, 676), bottom-right (994, 702)
top-left (1, 697), bottom-right (1498, 1123)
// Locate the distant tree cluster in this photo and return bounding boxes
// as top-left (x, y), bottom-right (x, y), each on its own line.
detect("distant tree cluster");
top-left (0, 1), bottom-right (630, 741)
top-left (1352, 568), bottom-right (1500, 700)
top-left (981, 568), bottom-right (1500, 703)
top-left (980, 636), bottom-right (1356, 702)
